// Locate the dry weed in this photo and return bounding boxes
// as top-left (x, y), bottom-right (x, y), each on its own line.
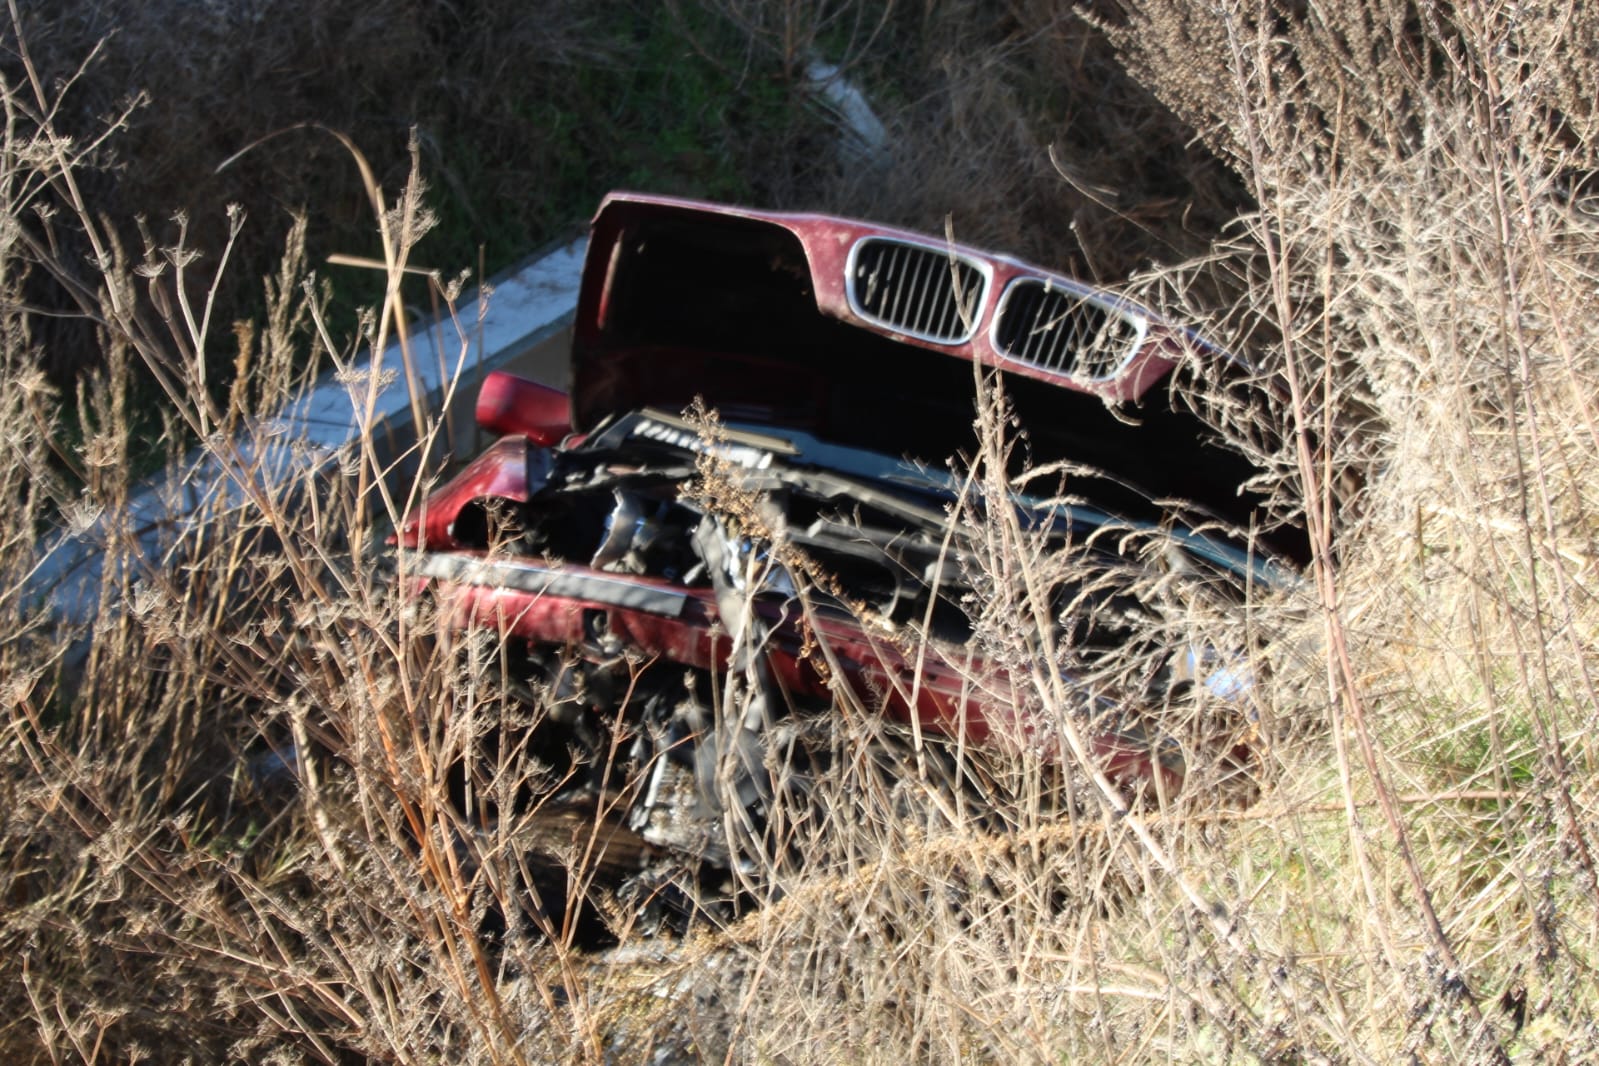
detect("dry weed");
top-left (4, 1), bottom-right (1597, 1063)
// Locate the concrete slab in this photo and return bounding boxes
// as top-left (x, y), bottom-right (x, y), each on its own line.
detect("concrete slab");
top-left (33, 236), bottom-right (589, 631)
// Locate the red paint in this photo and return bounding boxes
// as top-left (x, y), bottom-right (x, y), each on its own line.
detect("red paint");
top-left (396, 436), bottom-right (530, 548)
top-left (575, 191), bottom-right (1225, 407)
top-left (475, 370), bottom-right (571, 445)
top-left (413, 559), bottom-right (1181, 793)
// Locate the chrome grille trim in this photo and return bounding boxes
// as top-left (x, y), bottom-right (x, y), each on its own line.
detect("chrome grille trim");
top-left (406, 551), bottom-right (689, 617)
top-left (992, 277), bottom-right (1147, 380)
top-left (846, 237), bottom-right (989, 343)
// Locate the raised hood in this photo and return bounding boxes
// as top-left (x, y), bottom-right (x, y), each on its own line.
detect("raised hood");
top-left (569, 192), bottom-right (1305, 563)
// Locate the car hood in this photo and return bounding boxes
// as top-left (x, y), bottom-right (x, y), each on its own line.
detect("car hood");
top-left (566, 193), bottom-right (1306, 565)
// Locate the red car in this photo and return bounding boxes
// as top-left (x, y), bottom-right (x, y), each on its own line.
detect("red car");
top-left (397, 193), bottom-right (1301, 864)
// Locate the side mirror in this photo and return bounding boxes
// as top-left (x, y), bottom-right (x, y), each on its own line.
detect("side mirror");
top-left (475, 371), bottom-right (572, 445)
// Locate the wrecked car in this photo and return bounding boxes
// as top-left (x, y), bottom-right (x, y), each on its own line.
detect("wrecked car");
top-left (396, 192), bottom-right (1304, 874)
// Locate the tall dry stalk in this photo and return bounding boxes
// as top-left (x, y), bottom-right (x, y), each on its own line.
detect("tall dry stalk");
top-left (609, 2), bottom-right (1599, 1062)
top-left (0, 13), bottom-right (646, 1062)
top-left (5, 2), bottom-right (1598, 1063)
top-left (1094, 0), bottom-right (1599, 1058)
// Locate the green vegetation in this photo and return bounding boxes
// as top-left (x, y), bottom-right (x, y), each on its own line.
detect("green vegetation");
top-left (3, 0), bottom-right (1597, 1062)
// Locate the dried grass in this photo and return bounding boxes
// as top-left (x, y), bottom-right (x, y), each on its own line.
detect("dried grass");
top-left (2, 1), bottom-right (1596, 1063)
